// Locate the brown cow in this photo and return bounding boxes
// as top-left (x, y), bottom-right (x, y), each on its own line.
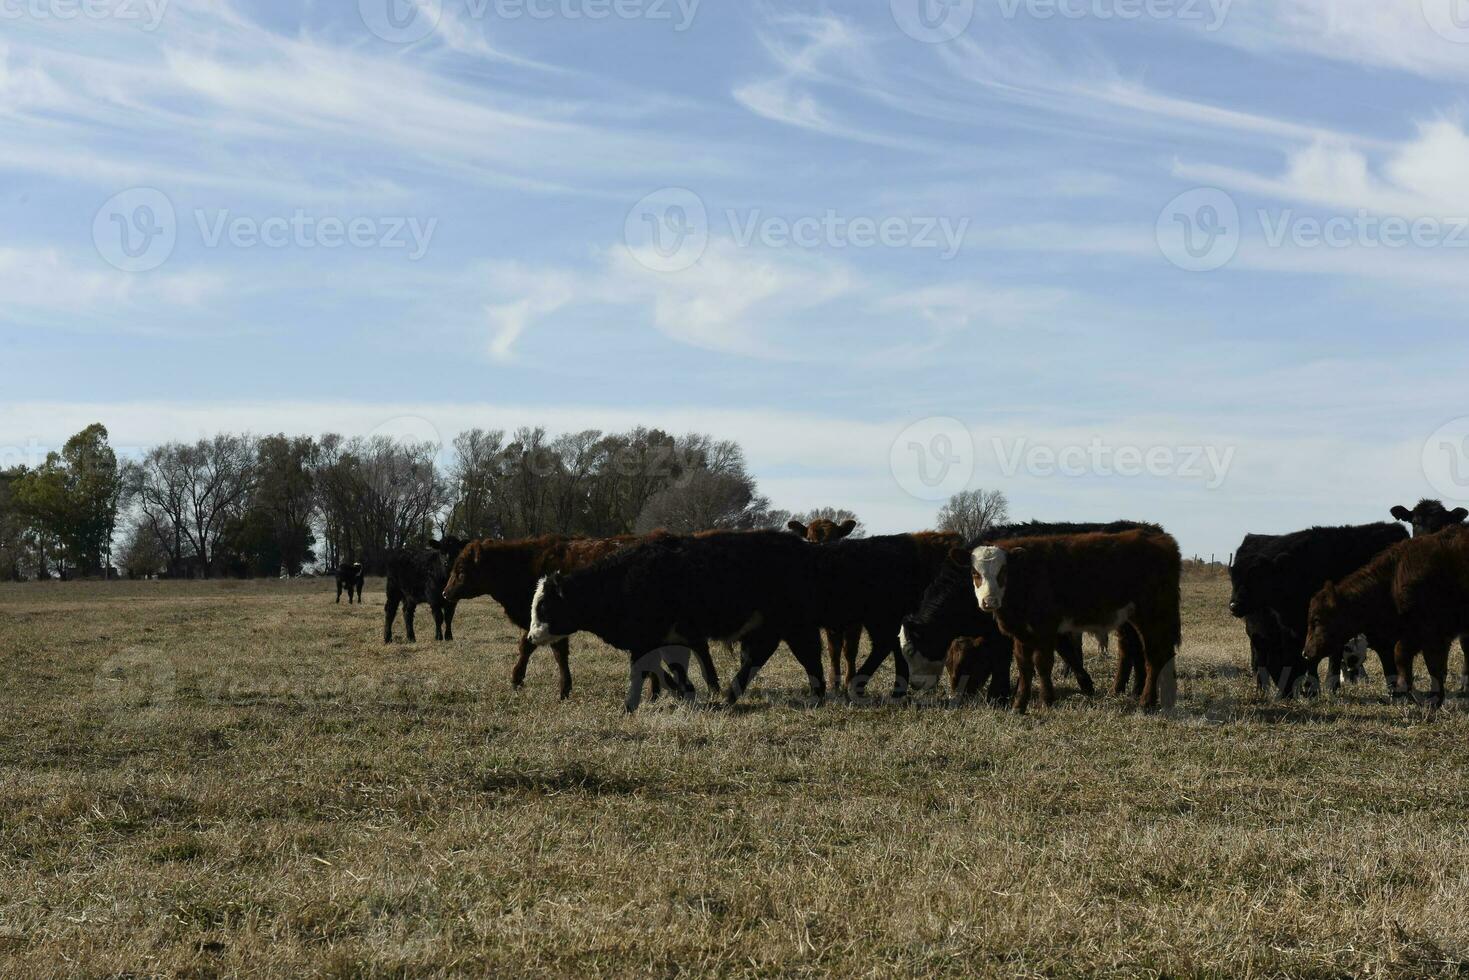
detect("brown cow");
top-left (788, 518), bottom-right (862, 691)
top-left (442, 534), bottom-right (722, 700)
top-left (967, 529), bottom-right (1182, 713)
top-left (1303, 528), bottom-right (1469, 708)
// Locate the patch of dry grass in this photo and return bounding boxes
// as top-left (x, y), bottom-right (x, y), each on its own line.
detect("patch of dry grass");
top-left (3, 573), bottom-right (1469, 976)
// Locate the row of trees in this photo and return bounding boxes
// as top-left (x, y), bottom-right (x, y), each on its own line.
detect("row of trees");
top-left (6, 424), bottom-right (950, 581)
top-left (0, 423), bottom-right (1013, 582)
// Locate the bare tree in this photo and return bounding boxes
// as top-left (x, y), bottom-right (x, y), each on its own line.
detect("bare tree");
top-left (935, 489), bottom-right (1009, 542)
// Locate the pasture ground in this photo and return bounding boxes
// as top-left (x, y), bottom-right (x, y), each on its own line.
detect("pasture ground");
top-left (4, 571), bottom-right (1469, 977)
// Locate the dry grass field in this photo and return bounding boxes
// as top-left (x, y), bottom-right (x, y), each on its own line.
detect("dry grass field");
top-left (4, 570), bottom-right (1469, 977)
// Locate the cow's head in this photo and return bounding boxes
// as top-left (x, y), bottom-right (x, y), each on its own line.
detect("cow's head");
top-left (430, 536), bottom-right (469, 561)
top-left (899, 617), bottom-right (947, 692)
top-left (527, 572), bottom-right (572, 645)
top-left (1228, 550), bottom-right (1287, 618)
top-left (788, 518), bottom-right (857, 544)
top-left (1391, 499), bottom-right (1468, 537)
top-left (1302, 581), bottom-right (1353, 668)
top-left (971, 545), bottom-right (1014, 612)
top-left (442, 540), bottom-right (479, 602)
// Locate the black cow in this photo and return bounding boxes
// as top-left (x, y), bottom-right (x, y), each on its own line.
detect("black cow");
top-left (384, 537), bottom-right (467, 644)
top-left (1228, 523), bottom-right (1408, 695)
top-left (527, 530), bottom-right (828, 712)
top-left (335, 561), bottom-right (365, 604)
top-left (896, 521), bottom-right (1157, 702)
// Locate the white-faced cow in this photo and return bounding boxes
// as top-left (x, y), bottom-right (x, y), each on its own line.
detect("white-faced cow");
top-left (899, 521), bottom-right (1157, 703)
top-left (940, 529), bottom-right (1182, 713)
top-left (528, 531), bottom-right (829, 712)
top-left (441, 533), bottom-right (721, 700)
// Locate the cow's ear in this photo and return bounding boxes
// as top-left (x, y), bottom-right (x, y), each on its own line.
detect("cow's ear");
top-left (836, 519), bottom-right (857, 539)
top-left (1391, 505), bottom-right (1413, 522)
top-left (787, 520), bottom-right (807, 536)
top-left (948, 547), bottom-right (969, 567)
top-left (547, 571), bottom-right (563, 596)
top-left (1452, 508), bottom-right (1468, 523)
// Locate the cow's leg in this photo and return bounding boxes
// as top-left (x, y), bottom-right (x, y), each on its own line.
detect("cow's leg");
top-left (787, 628), bottom-right (827, 700)
top-left (850, 641), bottom-right (893, 698)
top-left (986, 642), bottom-right (1013, 705)
top-left (1137, 624), bottom-right (1177, 712)
top-left (842, 625), bottom-right (861, 691)
top-left (553, 638), bottom-right (573, 700)
top-left (727, 631), bottom-right (781, 705)
top-left (512, 633), bottom-right (535, 689)
top-left (336, 582), bottom-right (343, 604)
top-left (1325, 648), bottom-right (1343, 695)
top-left (1392, 640), bottom-right (1415, 701)
top-left (690, 640), bottom-right (721, 695)
top-left (441, 601), bottom-right (456, 642)
top-left (1035, 643), bottom-right (1057, 708)
top-left (1056, 633), bottom-right (1094, 696)
top-left (887, 629), bottom-right (910, 699)
top-left (383, 592), bottom-right (400, 644)
top-left (825, 628), bottom-right (843, 693)
top-left (625, 652), bottom-right (651, 713)
top-left (356, 584), bottom-right (363, 604)
top-left (1114, 624), bottom-right (1143, 696)
top-left (429, 603), bottom-right (445, 641)
top-left (1012, 640), bottom-right (1035, 715)
top-left (403, 601), bottom-right (418, 643)
top-left (1370, 642), bottom-right (1397, 699)
top-left (1422, 640), bottom-right (1450, 710)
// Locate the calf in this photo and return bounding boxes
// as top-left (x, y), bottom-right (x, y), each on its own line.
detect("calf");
top-left (335, 561), bottom-right (365, 604)
top-left (1229, 523), bottom-right (1408, 696)
top-left (384, 537), bottom-right (467, 644)
top-left (1391, 499), bottom-right (1469, 693)
top-left (527, 530), bottom-right (828, 712)
top-left (926, 529), bottom-right (1181, 713)
top-left (1303, 531), bottom-right (1469, 708)
top-left (441, 533), bottom-right (721, 699)
top-left (899, 521), bottom-right (1158, 702)
top-left (788, 518), bottom-right (862, 691)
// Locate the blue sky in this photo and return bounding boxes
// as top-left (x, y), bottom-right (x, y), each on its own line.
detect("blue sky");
top-left (4, 0), bottom-right (1469, 557)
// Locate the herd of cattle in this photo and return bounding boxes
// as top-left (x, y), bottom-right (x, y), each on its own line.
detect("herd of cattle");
top-left (339, 498), bottom-right (1469, 713)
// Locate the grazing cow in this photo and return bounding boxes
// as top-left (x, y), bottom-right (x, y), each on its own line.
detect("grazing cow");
top-left (1229, 523), bottom-right (1408, 695)
top-left (441, 533), bottom-right (722, 700)
top-left (788, 518), bottom-right (862, 691)
top-left (335, 561), bottom-right (365, 604)
top-left (528, 530), bottom-right (829, 712)
top-left (384, 537), bottom-right (467, 644)
top-left (1303, 531), bottom-right (1469, 708)
top-left (898, 521), bottom-right (1158, 703)
top-left (910, 529), bottom-right (1182, 713)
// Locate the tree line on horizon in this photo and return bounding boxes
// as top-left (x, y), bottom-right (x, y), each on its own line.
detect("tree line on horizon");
top-left (3, 424), bottom-right (1002, 582)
